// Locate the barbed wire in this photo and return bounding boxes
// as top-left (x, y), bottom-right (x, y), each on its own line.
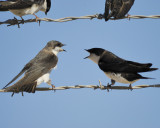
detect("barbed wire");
top-left (0, 80), bottom-right (159, 94)
top-left (0, 14), bottom-right (160, 28)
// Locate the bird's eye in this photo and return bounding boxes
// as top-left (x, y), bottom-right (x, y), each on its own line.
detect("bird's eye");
top-left (57, 43), bottom-right (61, 47)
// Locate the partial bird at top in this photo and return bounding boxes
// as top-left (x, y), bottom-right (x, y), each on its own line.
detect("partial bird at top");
top-left (104, 0), bottom-right (135, 21)
top-left (0, 0), bottom-right (51, 21)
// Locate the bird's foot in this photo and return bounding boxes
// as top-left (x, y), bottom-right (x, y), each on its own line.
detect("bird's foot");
top-left (97, 14), bottom-right (104, 19)
top-left (127, 14), bottom-right (131, 20)
top-left (20, 17), bottom-right (25, 24)
top-left (21, 91), bottom-right (24, 96)
top-left (11, 88), bottom-right (19, 97)
top-left (51, 84), bottom-right (55, 90)
top-left (14, 17), bottom-right (20, 28)
top-left (33, 13), bottom-right (40, 24)
top-left (129, 84), bottom-right (133, 91)
top-left (11, 91), bottom-right (15, 97)
top-left (47, 80), bottom-right (55, 90)
top-left (107, 83), bottom-right (112, 92)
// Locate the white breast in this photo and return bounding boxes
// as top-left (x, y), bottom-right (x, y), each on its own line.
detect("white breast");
top-left (88, 53), bottom-right (100, 64)
top-left (9, 4), bottom-right (42, 17)
top-left (36, 72), bottom-right (50, 86)
top-left (40, 0), bottom-right (47, 12)
top-left (105, 72), bottom-right (139, 84)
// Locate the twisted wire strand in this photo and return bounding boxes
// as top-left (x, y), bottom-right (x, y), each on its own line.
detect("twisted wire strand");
top-left (0, 83), bottom-right (160, 92)
top-left (0, 14), bottom-right (160, 27)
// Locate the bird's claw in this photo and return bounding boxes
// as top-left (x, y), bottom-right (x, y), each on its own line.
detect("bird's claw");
top-left (127, 14), bottom-right (131, 20)
top-left (13, 17), bottom-right (20, 28)
top-left (107, 83), bottom-right (112, 92)
top-left (21, 91), bottom-right (24, 96)
top-left (20, 19), bottom-right (25, 24)
top-left (129, 84), bottom-right (133, 91)
top-left (51, 84), bottom-right (55, 90)
top-left (11, 91), bottom-right (15, 97)
top-left (38, 20), bottom-right (41, 26)
top-left (97, 14), bottom-right (104, 19)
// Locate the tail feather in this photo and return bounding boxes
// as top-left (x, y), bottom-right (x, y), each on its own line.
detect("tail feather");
top-left (147, 68), bottom-right (158, 72)
top-left (140, 76), bottom-right (155, 79)
top-left (21, 82), bottom-right (37, 93)
top-left (4, 82), bottom-right (37, 93)
top-left (138, 67), bottom-right (158, 73)
top-left (127, 61), bottom-right (153, 68)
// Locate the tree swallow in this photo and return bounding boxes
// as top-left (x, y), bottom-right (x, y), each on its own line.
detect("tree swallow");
top-left (104, 0), bottom-right (135, 21)
top-left (0, 0), bottom-right (51, 21)
top-left (3, 40), bottom-right (65, 94)
top-left (85, 48), bottom-right (158, 90)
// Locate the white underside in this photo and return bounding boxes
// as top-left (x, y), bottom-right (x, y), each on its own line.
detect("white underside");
top-left (36, 72), bottom-right (50, 86)
top-left (88, 54), bottom-right (139, 84)
top-left (52, 46), bottom-right (64, 56)
top-left (36, 46), bottom-right (64, 85)
top-left (9, 0), bottom-right (47, 17)
top-left (88, 53), bottom-right (100, 64)
top-left (105, 72), bottom-right (139, 84)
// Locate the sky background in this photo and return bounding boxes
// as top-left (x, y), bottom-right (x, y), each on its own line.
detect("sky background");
top-left (0, 0), bottom-right (160, 128)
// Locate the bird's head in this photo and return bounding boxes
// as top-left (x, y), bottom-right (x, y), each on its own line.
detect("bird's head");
top-left (84, 48), bottom-right (105, 64)
top-left (46, 40), bottom-right (66, 55)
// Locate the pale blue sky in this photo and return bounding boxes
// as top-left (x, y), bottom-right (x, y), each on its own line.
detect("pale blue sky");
top-left (0, 0), bottom-right (160, 128)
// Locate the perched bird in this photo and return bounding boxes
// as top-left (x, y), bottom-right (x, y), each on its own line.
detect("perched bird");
top-left (0, 0), bottom-right (51, 21)
top-left (3, 40), bottom-right (65, 94)
top-left (85, 48), bottom-right (158, 90)
top-left (104, 0), bottom-right (135, 21)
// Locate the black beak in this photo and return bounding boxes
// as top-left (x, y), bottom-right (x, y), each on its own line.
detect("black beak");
top-left (62, 44), bottom-right (66, 47)
top-left (84, 56), bottom-right (89, 59)
top-left (84, 49), bottom-right (89, 52)
top-left (62, 44), bottom-right (66, 52)
top-left (84, 49), bottom-right (90, 59)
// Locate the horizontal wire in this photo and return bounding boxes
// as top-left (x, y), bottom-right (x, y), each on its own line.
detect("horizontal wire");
top-left (1, 83), bottom-right (160, 93)
top-left (0, 14), bottom-right (160, 27)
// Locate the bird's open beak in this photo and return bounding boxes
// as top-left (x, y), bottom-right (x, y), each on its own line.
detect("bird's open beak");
top-left (63, 49), bottom-right (67, 52)
top-left (85, 49), bottom-right (89, 52)
top-left (61, 44), bottom-right (66, 52)
top-left (62, 44), bottom-right (66, 47)
top-left (84, 49), bottom-right (89, 59)
top-left (84, 56), bottom-right (89, 59)
top-left (58, 47), bottom-right (66, 52)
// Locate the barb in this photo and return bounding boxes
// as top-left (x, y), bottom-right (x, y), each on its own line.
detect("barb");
top-left (0, 83), bottom-right (160, 93)
top-left (0, 14), bottom-right (160, 27)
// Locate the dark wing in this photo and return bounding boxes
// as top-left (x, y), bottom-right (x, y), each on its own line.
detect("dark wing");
top-left (0, 0), bottom-right (44, 11)
top-left (0, 1), bottom-right (13, 11)
top-left (115, 0), bottom-right (135, 18)
top-left (3, 62), bottom-right (32, 89)
top-left (125, 60), bottom-right (152, 68)
top-left (104, 0), bottom-right (124, 21)
top-left (121, 73), bottom-right (151, 82)
top-left (4, 51), bottom-right (58, 92)
top-left (98, 53), bottom-right (157, 73)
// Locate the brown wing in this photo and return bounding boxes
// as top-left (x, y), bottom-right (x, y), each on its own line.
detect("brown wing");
top-left (104, 0), bottom-right (111, 21)
top-left (3, 61), bottom-right (32, 89)
top-left (115, 0), bottom-right (135, 18)
top-left (4, 50), bottom-right (58, 92)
